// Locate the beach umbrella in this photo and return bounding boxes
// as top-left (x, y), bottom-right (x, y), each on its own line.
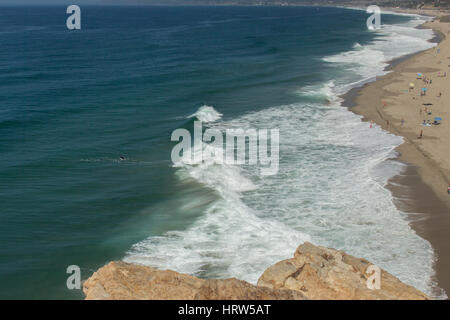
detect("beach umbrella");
top-left (409, 82), bottom-right (415, 88)
top-left (421, 88), bottom-right (427, 91)
top-left (435, 117), bottom-right (442, 121)
top-left (417, 73), bottom-right (423, 77)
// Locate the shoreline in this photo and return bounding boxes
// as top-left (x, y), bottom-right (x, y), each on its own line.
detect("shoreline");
top-left (342, 11), bottom-right (450, 298)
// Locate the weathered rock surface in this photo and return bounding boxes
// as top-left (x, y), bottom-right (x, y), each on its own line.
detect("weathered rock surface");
top-left (83, 261), bottom-right (307, 300)
top-left (258, 242), bottom-right (430, 300)
top-left (83, 242), bottom-right (430, 300)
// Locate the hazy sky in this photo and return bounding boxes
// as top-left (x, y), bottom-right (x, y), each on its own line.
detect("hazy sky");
top-left (0, 0), bottom-right (103, 3)
top-left (0, 0), bottom-right (249, 5)
top-left (0, 0), bottom-right (197, 3)
top-left (0, 0), bottom-right (249, 4)
top-left (0, 0), bottom-right (148, 4)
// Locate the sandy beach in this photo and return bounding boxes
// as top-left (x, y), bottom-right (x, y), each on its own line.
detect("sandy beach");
top-left (345, 8), bottom-right (450, 298)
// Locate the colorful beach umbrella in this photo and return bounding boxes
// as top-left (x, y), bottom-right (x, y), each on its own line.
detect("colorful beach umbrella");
top-left (435, 117), bottom-right (442, 121)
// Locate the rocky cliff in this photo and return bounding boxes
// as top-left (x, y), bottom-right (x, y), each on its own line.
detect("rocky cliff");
top-left (83, 262), bottom-right (307, 300)
top-left (83, 242), bottom-right (430, 300)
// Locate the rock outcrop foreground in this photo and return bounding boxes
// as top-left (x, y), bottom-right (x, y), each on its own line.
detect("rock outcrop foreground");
top-left (83, 262), bottom-right (306, 300)
top-left (83, 242), bottom-right (430, 300)
top-left (257, 242), bottom-right (429, 300)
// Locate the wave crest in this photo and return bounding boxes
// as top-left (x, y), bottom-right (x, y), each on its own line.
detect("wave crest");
top-left (189, 105), bottom-right (222, 123)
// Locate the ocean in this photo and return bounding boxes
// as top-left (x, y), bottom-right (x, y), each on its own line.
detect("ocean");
top-left (0, 5), bottom-right (443, 299)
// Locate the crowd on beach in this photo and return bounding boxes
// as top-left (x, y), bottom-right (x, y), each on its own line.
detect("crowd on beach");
top-left (371, 44), bottom-right (449, 195)
top-left (412, 48), bottom-right (448, 194)
top-left (373, 47), bottom-right (447, 138)
top-left (414, 57), bottom-right (445, 136)
top-left (413, 63), bottom-right (450, 195)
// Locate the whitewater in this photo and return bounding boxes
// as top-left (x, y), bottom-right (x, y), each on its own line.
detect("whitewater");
top-left (124, 12), bottom-right (446, 298)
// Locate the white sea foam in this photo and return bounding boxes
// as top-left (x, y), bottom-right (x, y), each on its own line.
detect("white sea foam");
top-left (297, 80), bottom-right (338, 101)
top-left (188, 105), bottom-right (223, 123)
top-left (323, 15), bottom-right (435, 85)
top-left (125, 14), bottom-right (446, 298)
